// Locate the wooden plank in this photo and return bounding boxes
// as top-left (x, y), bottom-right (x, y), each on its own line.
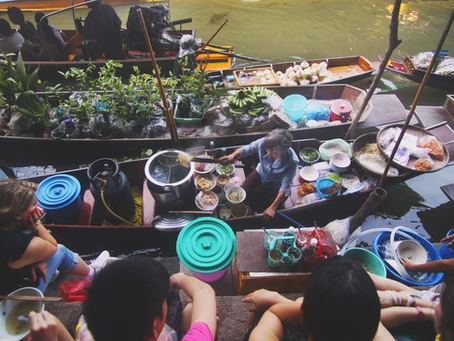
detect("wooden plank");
top-left (441, 184), bottom-right (454, 202)
top-left (358, 94), bottom-right (408, 129)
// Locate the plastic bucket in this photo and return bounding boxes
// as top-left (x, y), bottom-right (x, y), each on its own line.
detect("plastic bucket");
top-left (37, 174), bottom-right (82, 224)
top-left (176, 217), bottom-right (236, 283)
top-left (343, 247), bottom-right (387, 277)
top-left (283, 94), bottom-right (308, 122)
top-left (372, 230), bottom-right (444, 286)
top-left (0, 287), bottom-right (45, 341)
top-left (439, 228), bottom-right (454, 259)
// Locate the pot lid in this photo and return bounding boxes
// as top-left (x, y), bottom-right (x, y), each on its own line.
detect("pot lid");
top-left (176, 217), bottom-right (236, 273)
top-left (331, 99), bottom-right (353, 114)
top-left (145, 150), bottom-right (194, 186)
top-left (37, 174), bottom-right (81, 210)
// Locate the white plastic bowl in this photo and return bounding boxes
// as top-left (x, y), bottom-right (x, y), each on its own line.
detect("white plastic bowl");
top-left (299, 166), bottom-right (319, 182)
top-left (329, 152), bottom-right (351, 173)
top-left (0, 287), bottom-right (45, 341)
top-left (225, 186), bottom-right (247, 204)
top-left (396, 240), bottom-right (428, 265)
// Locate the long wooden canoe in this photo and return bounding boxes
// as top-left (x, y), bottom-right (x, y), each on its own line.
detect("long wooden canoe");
top-left (209, 55), bottom-right (374, 88)
top-left (380, 55), bottom-right (454, 91)
top-left (0, 84), bottom-right (410, 165)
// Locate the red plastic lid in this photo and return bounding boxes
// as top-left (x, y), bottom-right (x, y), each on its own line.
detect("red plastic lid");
top-left (331, 100), bottom-right (353, 114)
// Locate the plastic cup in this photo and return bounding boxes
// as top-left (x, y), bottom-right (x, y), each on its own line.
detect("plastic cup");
top-left (296, 232), bottom-right (310, 249)
top-left (285, 247), bottom-right (302, 266)
top-left (268, 249), bottom-right (284, 268)
top-left (282, 230), bottom-right (296, 246)
top-left (264, 231), bottom-right (279, 251)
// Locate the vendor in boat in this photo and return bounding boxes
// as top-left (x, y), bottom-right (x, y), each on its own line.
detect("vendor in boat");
top-left (75, 0), bottom-right (125, 60)
top-left (0, 179), bottom-right (109, 296)
top-left (220, 128), bottom-right (298, 221)
top-left (7, 6), bottom-right (36, 40)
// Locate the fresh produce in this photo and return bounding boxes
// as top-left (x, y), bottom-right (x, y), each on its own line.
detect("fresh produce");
top-left (228, 87), bottom-right (274, 116)
top-left (275, 61), bottom-right (333, 86)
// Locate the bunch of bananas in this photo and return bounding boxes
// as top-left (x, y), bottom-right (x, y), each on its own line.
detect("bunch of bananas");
top-left (228, 87), bottom-right (274, 116)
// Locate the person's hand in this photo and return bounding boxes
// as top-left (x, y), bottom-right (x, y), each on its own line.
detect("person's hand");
top-left (169, 273), bottom-right (184, 290)
top-left (30, 261), bottom-right (48, 283)
top-left (219, 155), bottom-right (235, 165)
top-left (29, 311), bottom-right (59, 341)
top-left (378, 290), bottom-right (397, 308)
top-left (441, 233), bottom-right (454, 247)
top-left (242, 289), bottom-right (284, 312)
top-left (262, 206), bottom-right (276, 222)
top-left (401, 257), bottom-right (418, 271)
top-left (27, 207), bottom-right (44, 230)
top-left (75, 18), bottom-right (84, 31)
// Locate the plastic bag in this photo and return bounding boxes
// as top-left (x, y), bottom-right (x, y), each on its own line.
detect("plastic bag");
top-left (319, 138), bottom-right (352, 160)
top-left (59, 280), bottom-right (91, 302)
top-left (417, 135), bottom-right (444, 161)
top-left (301, 102), bottom-right (330, 121)
top-left (141, 118), bottom-right (168, 138)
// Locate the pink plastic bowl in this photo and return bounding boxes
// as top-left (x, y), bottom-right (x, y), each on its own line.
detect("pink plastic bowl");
top-left (192, 267), bottom-right (228, 283)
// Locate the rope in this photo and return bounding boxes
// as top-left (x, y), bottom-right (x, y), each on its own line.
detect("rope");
top-left (100, 189), bottom-right (139, 226)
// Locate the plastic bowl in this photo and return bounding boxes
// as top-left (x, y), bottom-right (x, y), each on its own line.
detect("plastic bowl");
top-left (194, 173), bottom-right (217, 191)
top-left (195, 191), bottom-right (219, 211)
top-left (396, 240), bottom-right (428, 265)
top-left (193, 267), bottom-right (228, 282)
top-left (193, 155), bottom-right (216, 174)
top-left (343, 247), bottom-right (387, 277)
top-left (283, 94), bottom-right (308, 122)
top-left (299, 147), bottom-right (320, 164)
top-left (216, 163), bottom-right (235, 176)
top-left (316, 178), bottom-right (340, 198)
top-left (300, 166), bottom-right (319, 182)
top-left (226, 186), bottom-right (247, 204)
top-left (372, 230), bottom-right (444, 286)
top-left (439, 228), bottom-right (454, 259)
top-left (0, 287), bottom-right (45, 341)
top-left (329, 152), bottom-right (351, 173)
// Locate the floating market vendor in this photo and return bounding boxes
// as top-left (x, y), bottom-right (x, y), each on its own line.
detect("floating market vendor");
top-left (220, 128), bottom-right (298, 221)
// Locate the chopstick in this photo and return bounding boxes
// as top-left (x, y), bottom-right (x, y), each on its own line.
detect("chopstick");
top-left (0, 295), bottom-right (63, 302)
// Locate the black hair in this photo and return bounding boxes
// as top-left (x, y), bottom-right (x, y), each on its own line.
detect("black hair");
top-left (35, 12), bottom-right (48, 26)
top-left (302, 256), bottom-right (381, 341)
top-left (83, 256), bottom-right (170, 341)
top-left (0, 19), bottom-right (12, 36)
top-left (7, 7), bottom-right (24, 23)
top-left (440, 280), bottom-right (454, 341)
top-left (34, 11), bottom-right (63, 49)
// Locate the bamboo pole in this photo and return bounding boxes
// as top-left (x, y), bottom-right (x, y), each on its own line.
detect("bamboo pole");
top-left (378, 8), bottom-right (454, 188)
top-left (199, 19), bottom-right (229, 53)
top-left (344, 0), bottom-right (403, 139)
top-left (137, 8), bottom-right (180, 146)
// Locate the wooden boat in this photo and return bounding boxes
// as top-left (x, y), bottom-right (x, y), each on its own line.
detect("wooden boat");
top-left (0, 84), bottom-right (410, 165)
top-left (380, 55), bottom-right (454, 91)
top-left (0, 0), bottom-right (164, 12)
top-left (209, 55), bottom-right (374, 88)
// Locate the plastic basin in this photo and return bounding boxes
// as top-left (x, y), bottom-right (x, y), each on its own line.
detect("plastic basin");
top-left (283, 94), bottom-right (308, 122)
top-left (316, 178), bottom-right (339, 198)
top-left (343, 247), bottom-right (387, 277)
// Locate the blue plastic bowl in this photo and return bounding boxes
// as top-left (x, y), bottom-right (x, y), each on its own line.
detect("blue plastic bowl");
top-left (283, 94), bottom-right (308, 122)
top-left (439, 228), bottom-right (454, 259)
top-left (372, 230), bottom-right (444, 286)
top-left (316, 178), bottom-right (339, 199)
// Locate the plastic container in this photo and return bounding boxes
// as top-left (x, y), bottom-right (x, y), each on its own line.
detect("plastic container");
top-left (343, 247), bottom-right (387, 277)
top-left (283, 94), bottom-right (308, 122)
top-left (176, 217), bottom-right (236, 282)
top-left (439, 228), bottom-right (454, 259)
top-left (316, 178), bottom-right (340, 198)
top-left (0, 287), bottom-right (45, 341)
top-left (372, 230), bottom-right (444, 286)
top-left (268, 248), bottom-right (284, 268)
top-left (329, 152), bottom-right (351, 173)
top-left (395, 240), bottom-right (428, 264)
top-left (37, 174), bottom-right (82, 224)
top-left (329, 99), bottom-right (353, 122)
top-left (264, 231), bottom-right (280, 251)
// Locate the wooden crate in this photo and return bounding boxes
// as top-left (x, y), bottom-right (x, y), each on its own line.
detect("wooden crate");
top-left (233, 67), bottom-right (280, 87)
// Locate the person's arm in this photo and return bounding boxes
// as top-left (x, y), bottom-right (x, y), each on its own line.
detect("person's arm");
top-left (372, 322), bottom-right (396, 341)
top-left (242, 289), bottom-right (298, 312)
top-left (378, 290), bottom-right (436, 309)
top-left (401, 258), bottom-right (454, 273)
top-left (170, 273), bottom-right (217, 340)
top-left (29, 311), bottom-right (75, 341)
top-left (380, 306), bottom-right (434, 329)
top-left (441, 233), bottom-right (454, 247)
top-left (220, 147), bottom-right (242, 164)
top-left (369, 273), bottom-right (420, 295)
top-left (263, 190), bottom-right (287, 222)
top-left (249, 302), bottom-right (302, 341)
top-left (27, 208), bottom-right (58, 247)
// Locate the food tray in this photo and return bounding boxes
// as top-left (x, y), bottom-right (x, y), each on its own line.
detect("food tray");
top-left (233, 67), bottom-right (280, 87)
top-left (376, 124), bottom-right (450, 173)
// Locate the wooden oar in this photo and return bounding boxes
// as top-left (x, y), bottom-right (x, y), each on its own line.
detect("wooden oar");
top-left (0, 295), bottom-right (63, 302)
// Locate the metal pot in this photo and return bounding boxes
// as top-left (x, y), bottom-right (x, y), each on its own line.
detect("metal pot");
top-left (145, 149), bottom-right (195, 210)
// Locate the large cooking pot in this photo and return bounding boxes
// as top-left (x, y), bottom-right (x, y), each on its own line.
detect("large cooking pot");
top-left (145, 149), bottom-right (195, 210)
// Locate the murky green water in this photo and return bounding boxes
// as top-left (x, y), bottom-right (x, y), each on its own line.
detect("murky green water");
top-left (1, 0), bottom-right (453, 64)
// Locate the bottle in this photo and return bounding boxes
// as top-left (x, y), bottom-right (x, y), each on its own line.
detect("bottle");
top-left (302, 238), bottom-right (318, 262)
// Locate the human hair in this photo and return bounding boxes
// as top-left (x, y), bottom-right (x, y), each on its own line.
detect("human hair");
top-left (0, 179), bottom-right (38, 226)
top-left (302, 256), bottom-right (380, 341)
top-left (439, 280), bottom-right (454, 341)
top-left (263, 129), bottom-right (293, 155)
top-left (7, 6), bottom-right (24, 24)
top-left (86, 0), bottom-right (101, 9)
top-left (83, 256), bottom-right (170, 341)
top-left (34, 11), bottom-right (63, 49)
top-left (35, 12), bottom-right (48, 26)
top-left (0, 19), bottom-right (12, 37)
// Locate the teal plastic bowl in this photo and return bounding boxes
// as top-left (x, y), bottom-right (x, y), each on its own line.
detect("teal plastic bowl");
top-left (343, 247), bottom-right (387, 277)
top-left (283, 94), bottom-right (308, 122)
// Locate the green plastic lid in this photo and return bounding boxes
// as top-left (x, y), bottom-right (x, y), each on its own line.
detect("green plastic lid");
top-left (176, 217), bottom-right (236, 274)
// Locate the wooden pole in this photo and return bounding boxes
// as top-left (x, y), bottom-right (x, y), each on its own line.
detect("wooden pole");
top-left (344, 0), bottom-right (403, 139)
top-left (378, 8), bottom-right (454, 188)
top-left (198, 19), bottom-right (229, 53)
top-left (137, 8), bottom-right (179, 146)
